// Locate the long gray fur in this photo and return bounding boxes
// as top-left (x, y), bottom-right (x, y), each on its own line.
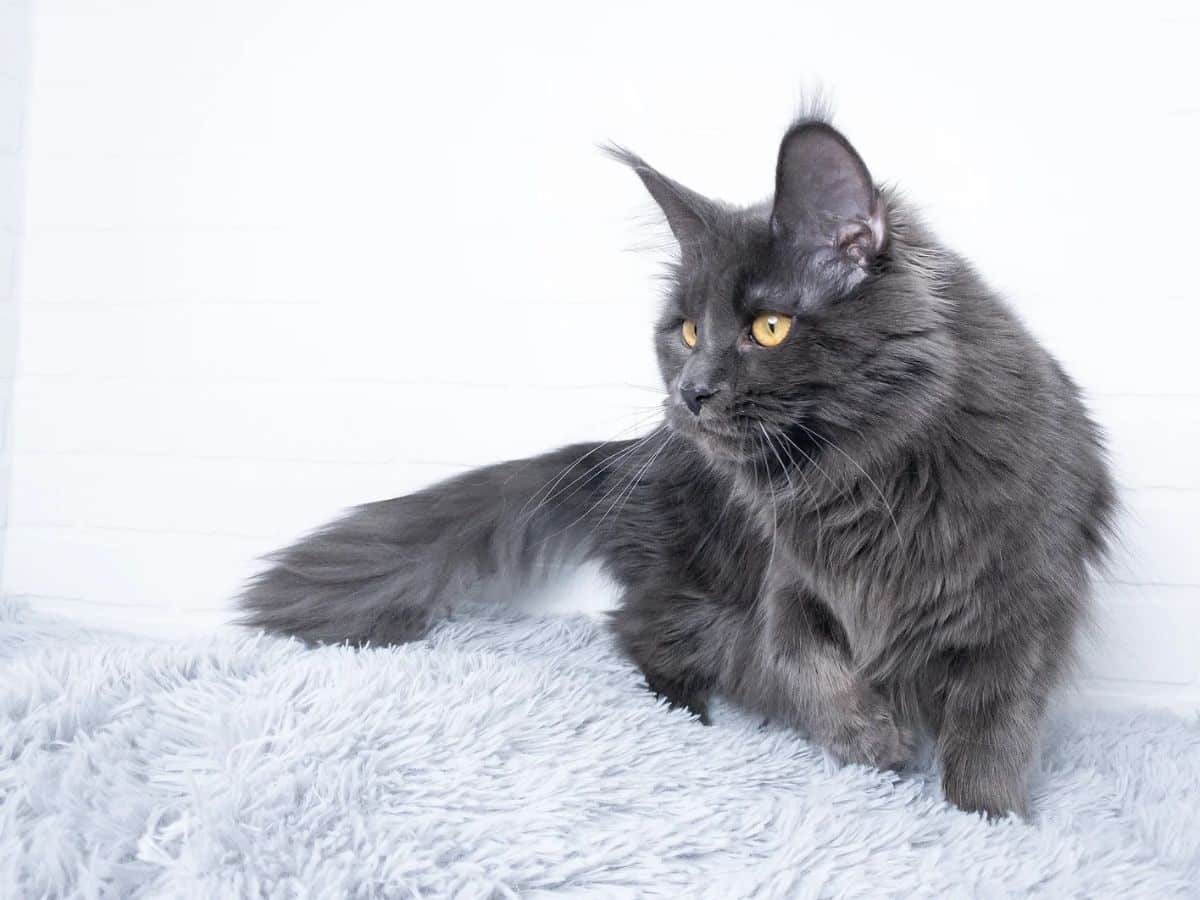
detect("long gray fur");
top-left (238, 110), bottom-right (1115, 819)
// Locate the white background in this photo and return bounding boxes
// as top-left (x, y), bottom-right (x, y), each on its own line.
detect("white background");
top-left (1, 1), bottom-right (1197, 710)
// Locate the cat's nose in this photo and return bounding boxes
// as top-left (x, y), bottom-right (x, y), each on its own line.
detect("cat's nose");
top-left (680, 382), bottom-right (717, 416)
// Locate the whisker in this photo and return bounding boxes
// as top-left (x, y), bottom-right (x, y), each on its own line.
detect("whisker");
top-left (759, 430), bottom-right (780, 581)
top-left (619, 383), bottom-right (670, 395)
top-left (774, 429), bottom-right (841, 547)
top-left (792, 420), bottom-right (904, 547)
top-left (531, 427), bottom-right (670, 549)
top-left (775, 429), bottom-right (844, 502)
top-left (516, 409), bottom-right (663, 520)
top-left (601, 430), bottom-right (675, 530)
top-left (768, 425), bottom-right (826, 551)
top-left (517, 428), bottom-right (659, 530)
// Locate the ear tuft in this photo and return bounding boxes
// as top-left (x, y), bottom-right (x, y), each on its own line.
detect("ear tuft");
top-left (603, 143), bottom-right (719, 252)
top-left (771, 122), bottom-right (885, 268)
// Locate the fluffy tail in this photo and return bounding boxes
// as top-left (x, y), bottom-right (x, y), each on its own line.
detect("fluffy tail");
top-left (237, 439), bottom-right (640, 645)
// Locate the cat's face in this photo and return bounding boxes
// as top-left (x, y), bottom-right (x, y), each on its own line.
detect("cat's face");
top-left (616, 121), bottom-right (949, 468)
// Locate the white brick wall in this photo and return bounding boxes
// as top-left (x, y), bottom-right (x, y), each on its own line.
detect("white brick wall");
top-left (4, 1), bottom-right (1198, 710)
top-left (0, 0), bottom-right (31, 586)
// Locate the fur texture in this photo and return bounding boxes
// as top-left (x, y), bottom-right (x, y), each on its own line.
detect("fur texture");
top-left (239, 112), bottom-right (1115, 818)
top-left (3, 602), bottom-right (1197, 897)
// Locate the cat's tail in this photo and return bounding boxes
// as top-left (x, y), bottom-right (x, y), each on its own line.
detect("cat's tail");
top-left (236, 436), bottom-right (648, 645)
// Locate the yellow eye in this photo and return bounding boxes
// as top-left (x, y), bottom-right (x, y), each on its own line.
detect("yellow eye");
top-left (681, 319), bottom-right (698, 349)
top-left (751, 312), bottom-right (792, 347)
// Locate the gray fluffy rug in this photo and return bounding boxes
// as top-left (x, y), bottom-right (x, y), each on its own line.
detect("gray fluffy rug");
top-left (1, 599), bottom-right (1198, 898)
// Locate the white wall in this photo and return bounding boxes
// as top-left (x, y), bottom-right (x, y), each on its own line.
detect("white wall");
top-left (4, 1), bottom-right (1198, 710)
top-left (0, 0), bottom-right (31, 584)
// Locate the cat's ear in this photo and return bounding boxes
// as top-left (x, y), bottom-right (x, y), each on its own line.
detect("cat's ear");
top-left (605, 145), bottom-right (719, 252)
top-left (771, 122), bottom-right (886, 269)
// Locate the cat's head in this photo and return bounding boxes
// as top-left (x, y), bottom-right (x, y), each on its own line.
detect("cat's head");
top-left (612, 117), bottom-right (954, 469)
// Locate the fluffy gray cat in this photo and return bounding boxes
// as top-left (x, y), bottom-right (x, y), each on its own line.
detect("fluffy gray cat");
top-left (239, 113), bottom-right (1115, 818)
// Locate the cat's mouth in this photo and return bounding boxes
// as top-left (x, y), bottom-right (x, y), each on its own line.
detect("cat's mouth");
top-left (667, 406), bottom-right (753, 460)
top-left (667, 404), bottom-right (827, 473)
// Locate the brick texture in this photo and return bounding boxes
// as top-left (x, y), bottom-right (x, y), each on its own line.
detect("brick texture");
top-left (4, 1), bottom-right (1198, 710)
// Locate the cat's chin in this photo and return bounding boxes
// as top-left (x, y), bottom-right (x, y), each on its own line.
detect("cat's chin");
top-left (667, 410), bottom-right (750, 464)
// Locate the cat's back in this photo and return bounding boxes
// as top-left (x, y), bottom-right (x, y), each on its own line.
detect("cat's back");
top-left (935, 259), bottom-right (1116, 566)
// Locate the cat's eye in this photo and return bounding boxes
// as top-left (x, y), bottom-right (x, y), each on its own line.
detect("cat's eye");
top-left (751, 312), bottom-right (792, 348)
top-left (681, 319), bottom-right (698, 349)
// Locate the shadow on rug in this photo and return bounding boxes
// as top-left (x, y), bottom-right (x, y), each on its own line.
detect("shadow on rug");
top-left (1, 599), bottom-right (1197, 898)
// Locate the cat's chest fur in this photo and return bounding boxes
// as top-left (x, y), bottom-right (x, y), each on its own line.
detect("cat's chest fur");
top-left (733, 464), bottom-right (947, 681)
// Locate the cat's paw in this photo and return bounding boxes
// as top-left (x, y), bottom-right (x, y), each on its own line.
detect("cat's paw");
top-left (826, 695), bottom-right (914, 771)
top-left (643, 671), bottom-right (711, 725)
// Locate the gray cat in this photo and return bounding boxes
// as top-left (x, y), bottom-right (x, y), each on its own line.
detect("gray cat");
top-left (239, 113), bottom-right (1115, 818)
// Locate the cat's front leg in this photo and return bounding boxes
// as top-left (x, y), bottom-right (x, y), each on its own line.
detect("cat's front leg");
top-left (936, 644), bottom-right (1049, 818)
top-left (807, 678), bottom-right (914, 771)
top-left (612, 585), bottom-right (745, 726)
top-left (748, 581), bottom-right (914, 771)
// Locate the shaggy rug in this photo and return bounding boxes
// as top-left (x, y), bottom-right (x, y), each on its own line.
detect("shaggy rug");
top-left (1, 599), bottom-right (1197, 898)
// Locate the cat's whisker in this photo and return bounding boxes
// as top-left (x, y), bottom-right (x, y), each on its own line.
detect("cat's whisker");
top-left (516, 445), bottom-right (648, 539)
top-left (516, 410), bottom-right (664, 522)
top-left (755, 428), bottom-right (780, 580)
top-left (757, 422), bottom-right (828, 557)
top-left (532, 427), bottom-right (671, 550)
top-left (601, 430), bottom-right (675, 530)
top-left (592, 428), bottom-right (674, 528)
top-left (791, 421), bottom-right (903, 549)
top-left (588, 442), bottom-right (654, 535)
top-left (775, 428), bottom-right (846, 508)
top-left (519, 426), bottom-right (661, 527)
top-left (619, 383), bottom-right (670, 396)
top-left (516, 439), bottom-right (634, 526)
top-left (786, 445), bottom-right (826, 552)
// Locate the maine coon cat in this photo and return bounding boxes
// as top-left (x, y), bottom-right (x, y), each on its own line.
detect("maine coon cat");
top-left (239, 113), bottom-right (1114, 818)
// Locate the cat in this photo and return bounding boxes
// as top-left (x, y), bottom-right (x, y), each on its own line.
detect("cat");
top-left (238, 111), bottom-right (1115, 819)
